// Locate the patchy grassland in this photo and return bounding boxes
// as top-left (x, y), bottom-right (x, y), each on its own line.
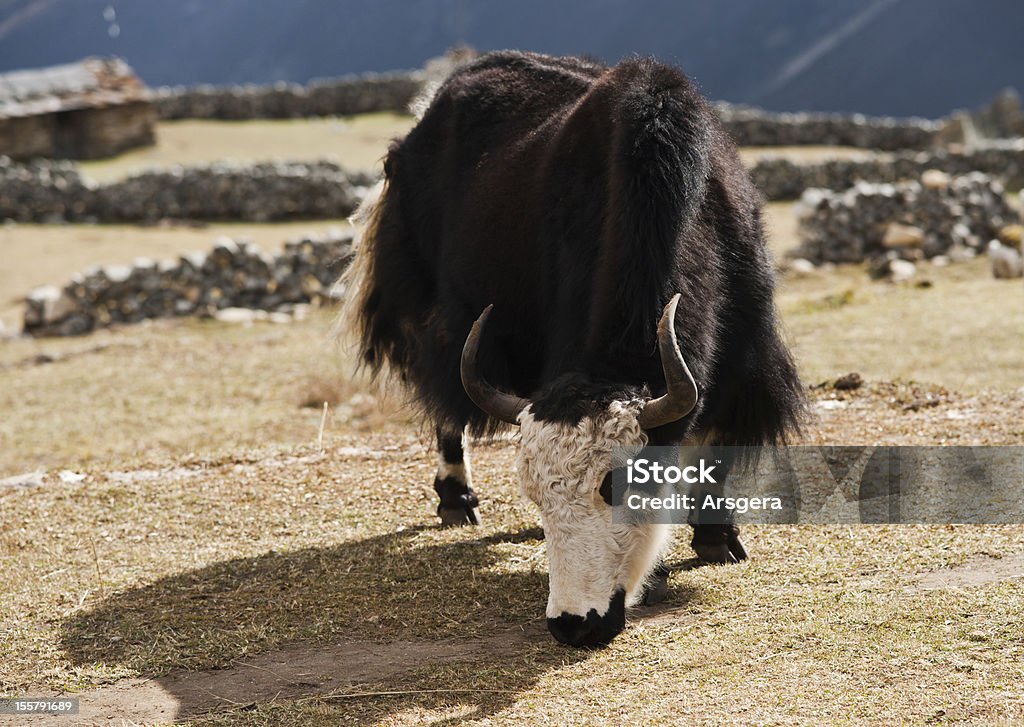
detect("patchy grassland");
top-left (73, 114), bottom-right (867, 184)
top-left (0, 121), bottom-right (1022, 724)
top-left (78, 114), bottom-right (415, 183)
top-left (0, 298), bottom-right (1021, 723)
top-left (1, 254), bottom-right (1020, 478)
top-left (2, 418), bottom-right (1023, 724)
top-left (0, 311), bottom-right (401, 476)
top-left (737, 145), bottom-right (878, 166)
top-left (778, 256), bottom-right (1024, 393)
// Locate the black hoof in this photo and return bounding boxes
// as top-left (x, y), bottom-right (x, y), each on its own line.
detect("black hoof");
top-left (691, 524), bottom-right (748, 564)
top-left (692, 542), bottom-right (738, 564)
top-left (640, 563), bottom-right (671, 606)
top-left (438, 504), bottom-right (480, 527)
top-left (434, 478), bottom-right (480, 527)
top-left (727, 532), bottom-right (748, 561)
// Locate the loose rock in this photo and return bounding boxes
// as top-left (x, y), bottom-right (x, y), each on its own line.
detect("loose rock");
top-left (833, 372), bottom-right (864, 391)
top-left (882, 223), bottom-right (925, 248)
top-left (988, 240), bottom-right (1024, 279)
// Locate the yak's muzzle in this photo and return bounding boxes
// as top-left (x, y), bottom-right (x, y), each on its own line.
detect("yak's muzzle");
top-left (546, 588), bottom-right (626, 647)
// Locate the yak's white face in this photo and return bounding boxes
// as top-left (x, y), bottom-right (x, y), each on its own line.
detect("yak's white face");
top-left (516, 401), bottom-right (672, 647)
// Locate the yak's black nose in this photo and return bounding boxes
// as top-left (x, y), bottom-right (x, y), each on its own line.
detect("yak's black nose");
top-left (546, 588), bottom-right (626, 647)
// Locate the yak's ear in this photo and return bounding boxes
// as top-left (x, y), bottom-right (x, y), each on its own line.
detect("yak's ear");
top-left (599, 470), bottom-right (615, 506)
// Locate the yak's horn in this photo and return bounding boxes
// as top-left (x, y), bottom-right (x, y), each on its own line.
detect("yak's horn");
top-left (637, 294), bottom-right (699, 430)
top-left (461, 305), bottom-right (530, 425)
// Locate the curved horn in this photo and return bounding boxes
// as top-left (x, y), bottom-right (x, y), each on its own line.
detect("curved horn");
top-left (637, 294), bottom-right (699, 430)
top-left (461, 305), bottom-right (530, 425)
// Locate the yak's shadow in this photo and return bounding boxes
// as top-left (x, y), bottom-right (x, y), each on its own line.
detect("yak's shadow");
top-left (59, 526), bottom-right (697, 723)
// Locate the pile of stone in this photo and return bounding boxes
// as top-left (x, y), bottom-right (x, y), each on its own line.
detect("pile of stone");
top-left (751, 140), bottom-right (1024, 201)
top-left (23, 231), bottom-right (353, 337)
top-left (154, 71), bottom-right (424, 120)
top-left (0, 156), bottom-right (90, 222)
top-left (716, 103), bottom-right (941, 151)
top-left (969, 88), bottom-right (1024, 140)
top-left (0, 157), bottom-right (372, 223)
top-left (792, 171), bottom-right (1020, 264)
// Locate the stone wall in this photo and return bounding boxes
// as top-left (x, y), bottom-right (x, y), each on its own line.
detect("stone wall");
top-left (751, 140), bottom-right (1024, 201)
top-left (23, 232), bottom-right (353, 337)
top-left (715, 103), bottom-right (942, 151)
top-left (0, 157), bottom-right (86, 222)
top-left (792, 172), bottom-right (1020, 264)
top-left (151, 69), bottom-right (1024, 155)
top-left (153, 74), bottom-right (949, 151)
top-left (968, 88), bottom-right (1024, 140)
top-left (5, 140), bottom-right (1022, 224)
top-left (154, 72), bottom-right (424, 120)
top-left (0, 157), bottom-right (371, 223)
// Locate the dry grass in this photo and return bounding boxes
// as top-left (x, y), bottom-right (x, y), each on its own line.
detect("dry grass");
top-left (763, 200), bottom-right (800, 259)
top-left (0, 274), bottom-right (1021, 723)
top-left (73, 115), bottom-right (874, 184)
top-left (0, 310), bottom-right (412, 477)
top-left (2, 429), bottom-right (1023, 724)
top-left (777, 256), bottom-right (1024, 392)
top-left (737, 145), bottom-right (880, 166)
top-left (1, 124), bottom-right (1022, 724)
top-left (2, 256), bottom-right (1019, 479)
top-left (78, 114), bottom-right (416, 182)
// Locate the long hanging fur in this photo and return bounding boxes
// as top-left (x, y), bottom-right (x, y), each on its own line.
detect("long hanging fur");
top-left (334, 51), bottom-right (806, 445)
top-left (334, 178), bottom-right (386, 364)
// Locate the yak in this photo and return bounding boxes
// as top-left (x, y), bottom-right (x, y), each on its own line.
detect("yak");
top-left (340, 51), bottom-right (804, 647)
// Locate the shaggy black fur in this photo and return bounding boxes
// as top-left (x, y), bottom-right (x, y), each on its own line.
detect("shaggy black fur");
top-left (352, 50), bottom-right (805, 447)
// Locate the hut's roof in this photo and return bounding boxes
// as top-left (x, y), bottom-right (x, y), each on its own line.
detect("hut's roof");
top-left (0, 57), bottom-right (150, 120)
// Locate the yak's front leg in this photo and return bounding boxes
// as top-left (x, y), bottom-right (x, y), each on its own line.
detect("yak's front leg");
top-left (434, 426), bottom-right (481, 526)
top-left (691, 522), bottom-right (747, 564)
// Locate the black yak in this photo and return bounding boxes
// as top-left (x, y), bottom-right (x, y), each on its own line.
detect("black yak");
top-left (340, 51), bottom-right (804, 646)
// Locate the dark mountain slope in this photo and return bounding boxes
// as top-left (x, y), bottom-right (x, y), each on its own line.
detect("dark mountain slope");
top-left (0, 0), bottom-right (1019, 117)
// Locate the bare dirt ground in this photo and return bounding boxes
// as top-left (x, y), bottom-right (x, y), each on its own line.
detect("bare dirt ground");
top-left (1, 120), bottom-right (1022, 725)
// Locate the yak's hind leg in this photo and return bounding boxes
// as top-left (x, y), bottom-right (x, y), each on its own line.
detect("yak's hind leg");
top-left (434, 426), bottom-right (481, 526)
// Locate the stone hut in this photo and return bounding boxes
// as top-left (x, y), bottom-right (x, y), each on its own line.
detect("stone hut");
top-left (0, 57), bottom-right (156, 160)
